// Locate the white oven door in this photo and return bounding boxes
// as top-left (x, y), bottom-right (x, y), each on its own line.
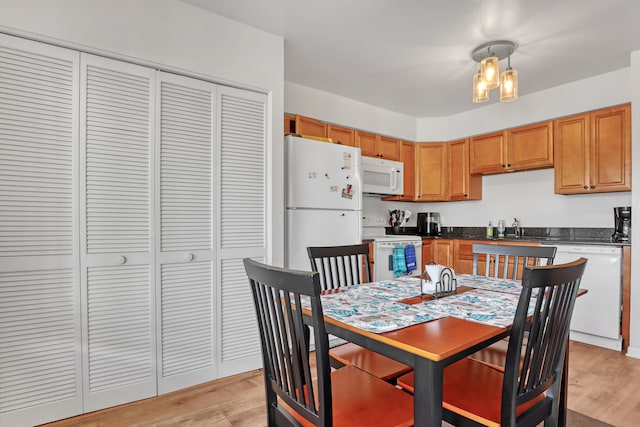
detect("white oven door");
top-left (374, 240), bottom-right (422, 281)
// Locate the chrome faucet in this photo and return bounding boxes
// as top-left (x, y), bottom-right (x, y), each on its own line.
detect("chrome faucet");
top-left (513, 218), bottom-right (521, 237)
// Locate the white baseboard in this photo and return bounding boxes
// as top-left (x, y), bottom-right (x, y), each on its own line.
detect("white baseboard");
top-left (569, 331), bottom-right (622, 351)
top-left (626, 346), bottom-right (640, 359)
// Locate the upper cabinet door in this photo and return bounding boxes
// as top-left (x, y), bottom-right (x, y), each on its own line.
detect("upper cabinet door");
top-left (469, 131), bottom-right (506, 174)
top-left (554, 113), bottom-right (590, 194)
top-left (356, 130), bottom-right (377, 157)
top-left (448, 139), bottom-right (481, 201)
top-left (0, 34), bottom-right (83, 427)
top-left (80, 54), bottom-right (156, 412)
top-left (415, 142), bottom-right (447, 201)
top-left (507, 121), bottom-right (553, 171)
top-left (554, 104), bottom-right (631, 194)
top-left (378, 135), bottom-right (401, 161)
top-left (295, 114), bottom-right (327, 138)
top-left (327, 124), bottom-right (355, 146)
top-left (590, 104), bottom-right (631, 192)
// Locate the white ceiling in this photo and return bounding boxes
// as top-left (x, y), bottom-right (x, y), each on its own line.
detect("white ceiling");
top-left (182, 0), bottom-right (640, 117)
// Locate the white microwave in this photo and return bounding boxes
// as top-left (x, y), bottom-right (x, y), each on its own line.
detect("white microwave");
top-left (361, 156), bottom-right (404, 195)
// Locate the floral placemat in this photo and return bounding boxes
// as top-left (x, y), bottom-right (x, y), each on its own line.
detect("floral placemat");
top-left (416, 288), bottom-right (533, 328)
top-left (300, 275), bottom-right (533, 333)
top-left (322, 299), bottom-right (444, 333)
top-left (344, 279), bottom-right (423, 300)
top-left (455, 274), bottom-right (523, 295)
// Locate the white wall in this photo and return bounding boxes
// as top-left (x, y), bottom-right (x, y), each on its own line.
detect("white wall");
top-left (285, 81), bottom-right (416, 141)
top-left (365, 170), bottom-right (631, 229)
top-left (418, 68), bottom-right (631, 141)
top-left (627, 51), bottom-right (640, 358)
top-left (0, 0), bottom-right (286, 265)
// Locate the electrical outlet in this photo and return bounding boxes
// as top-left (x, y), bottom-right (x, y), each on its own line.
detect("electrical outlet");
top-left (376, 217), bottom-right (386, 224)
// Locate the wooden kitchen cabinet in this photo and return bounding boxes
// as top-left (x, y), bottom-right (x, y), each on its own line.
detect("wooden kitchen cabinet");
top-left (433, 239), bottom-right (454, 266)
top-left (327, 124), bottom-right (355, 146)
top-left (415, 142), bottom-right (447, 201)
top-left (448, 138), bottom-right (482, 201)
top-left (554, 104), bottom-right (631, 194)
top-left (469, 131), bottom-right (505, 174)
top-left (356, 130), bottom-right (401, 160)
top-left (422, 239), bottom-right (434, 267)
top-left (383, 141), bottom-right (416, 201)
top-left (356, 130), bottom-right (378, 157)
top-left (470, 121), bottom-right (553, 175)
top-left (284, 114), bottom-right (295, 134)
top-left (378, 135), bottom-right (401, 160)
top-left (508, 121), bottom-right (554, 170)
top-left (295, 114), bottom-right (327, 138)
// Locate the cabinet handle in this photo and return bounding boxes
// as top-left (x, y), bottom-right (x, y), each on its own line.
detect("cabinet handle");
top-left (583, 185), bottom-right (589, 190)
top-left (118, 255), bottom-right (127, 265)
top-left (590, 185), bottom-right (596, 189)
top-left (185, 253), bottom-right (194, 261)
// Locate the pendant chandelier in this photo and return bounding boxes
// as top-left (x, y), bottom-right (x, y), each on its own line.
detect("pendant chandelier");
top-left (471, 40), bottom-right (518, 103)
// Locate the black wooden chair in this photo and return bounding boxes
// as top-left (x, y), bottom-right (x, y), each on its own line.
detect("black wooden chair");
top-left (398, 258), bottom-right (587, 427)
top-left (470, 243), bottom-right (557, 369)
top-left (307, 244), bottom-right (412, 382)
top-left (243, 258), bottom-right (413, 427)
top-left (472, 243), bottom-right (557, 280)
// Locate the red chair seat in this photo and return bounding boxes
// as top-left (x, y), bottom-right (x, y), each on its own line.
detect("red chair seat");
top-left (397, 358), bottom-right (544, 427)
top-left (284, 365), bottom-right (414, 427)
top-left (330, 342), bottom-right (412, 382)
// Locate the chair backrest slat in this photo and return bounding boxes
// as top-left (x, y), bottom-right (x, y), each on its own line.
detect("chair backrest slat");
top-left (244, 258), bottom-right (333, 427)
top-left (472, 243), bottom-right (557, 280)
top-left (501, 257), bottom-right (587, 426)
top-left (307, 244), bottom-right (371, 290)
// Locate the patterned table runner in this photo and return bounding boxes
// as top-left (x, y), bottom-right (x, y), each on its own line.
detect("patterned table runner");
top-left (304, 275), bottom-right (528, 333)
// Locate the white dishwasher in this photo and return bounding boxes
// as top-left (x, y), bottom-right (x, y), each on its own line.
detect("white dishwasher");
top-left (543, 244), bottom-right (623, 350)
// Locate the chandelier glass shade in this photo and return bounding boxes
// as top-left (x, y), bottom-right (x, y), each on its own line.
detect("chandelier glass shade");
top-left (480, 56), bottom-right (500, 90)
top-left (473, 71), bottom-right (489, 103)
top-left (471, 40), bottom-right (518, 103)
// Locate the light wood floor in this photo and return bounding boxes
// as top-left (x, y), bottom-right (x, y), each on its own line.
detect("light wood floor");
top-left (43, 341), bottom-right (639, 427)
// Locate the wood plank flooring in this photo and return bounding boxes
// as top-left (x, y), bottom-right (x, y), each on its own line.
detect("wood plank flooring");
top-left (43, 341), bottom-right (639, 427)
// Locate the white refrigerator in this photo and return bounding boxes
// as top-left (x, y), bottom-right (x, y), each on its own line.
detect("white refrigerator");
top-left (285, 135), bottom-right (362, 271)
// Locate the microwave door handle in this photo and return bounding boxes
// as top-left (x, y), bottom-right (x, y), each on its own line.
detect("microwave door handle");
top-left (391, 169), bottom-right (398, 190)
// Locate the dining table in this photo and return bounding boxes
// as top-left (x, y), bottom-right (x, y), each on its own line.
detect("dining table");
top-left (307, 274), bottom-right (576, 427)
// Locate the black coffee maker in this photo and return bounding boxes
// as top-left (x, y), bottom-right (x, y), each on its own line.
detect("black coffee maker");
top-left (612, 206), bottom-right (631, 242)
top-left (417, 212), bottom-right (440, 236)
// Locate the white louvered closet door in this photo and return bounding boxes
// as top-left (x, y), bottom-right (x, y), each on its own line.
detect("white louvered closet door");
top-left (216, 86), bottom-right (268, 377)
top-left (0, 34), bottom-right (82, 427)
top-left (79, 54), bottom-right (156, 412)
top-left (155, 72), bottom-right (216, 394)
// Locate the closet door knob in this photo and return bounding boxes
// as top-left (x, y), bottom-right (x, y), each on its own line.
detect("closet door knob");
top-left (118, 255), bottom-right (127, 264)
top-left (184, 253), bottom-right (194, 261)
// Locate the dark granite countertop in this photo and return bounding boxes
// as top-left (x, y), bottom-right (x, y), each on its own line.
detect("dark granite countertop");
top-left (382, 226), bottom-right (630, 247)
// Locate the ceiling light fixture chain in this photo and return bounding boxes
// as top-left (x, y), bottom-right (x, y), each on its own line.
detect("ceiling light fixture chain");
top-left (471, 40), bottom-right (518, 103)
